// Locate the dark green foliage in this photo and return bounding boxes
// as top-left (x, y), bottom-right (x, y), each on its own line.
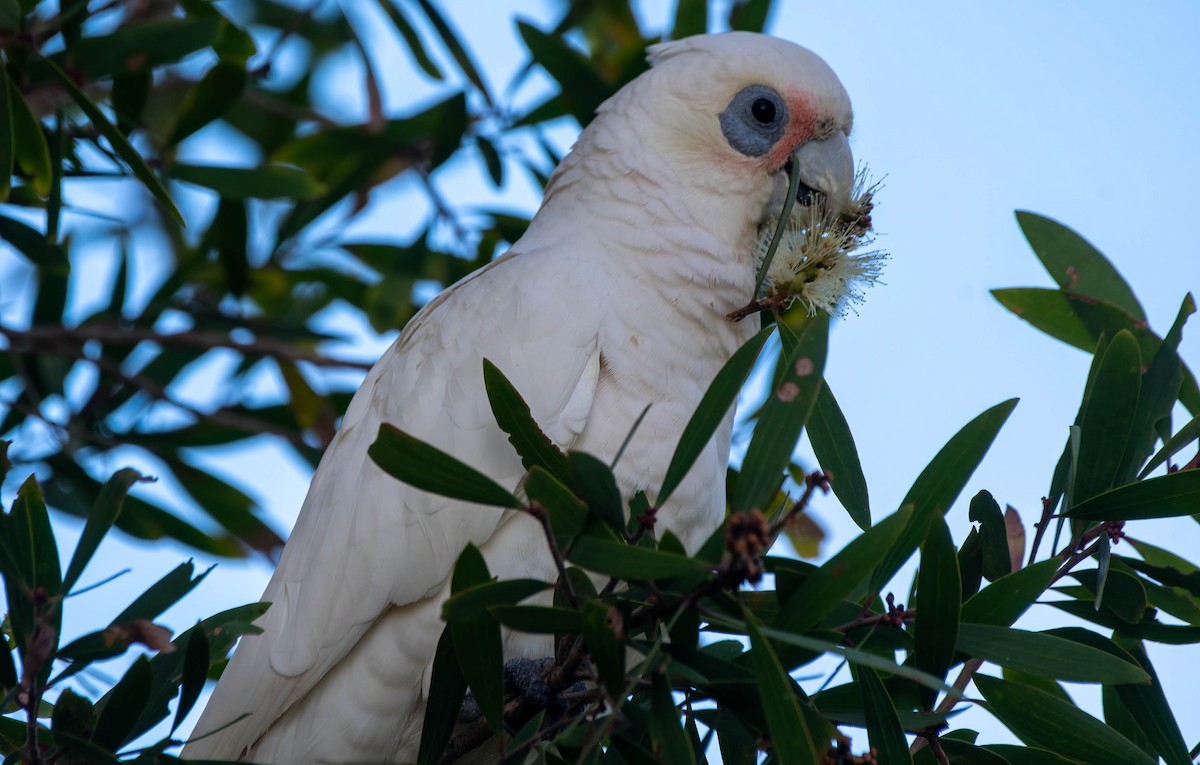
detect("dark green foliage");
top-left (2, 2), bottom-right (1197, 764)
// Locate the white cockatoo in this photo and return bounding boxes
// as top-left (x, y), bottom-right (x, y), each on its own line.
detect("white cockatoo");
top-left (184, 31), bottom-right (854, 764)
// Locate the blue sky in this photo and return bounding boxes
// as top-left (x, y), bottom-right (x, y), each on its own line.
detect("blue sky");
top-left (8, 0), bottom-right (1199, 755)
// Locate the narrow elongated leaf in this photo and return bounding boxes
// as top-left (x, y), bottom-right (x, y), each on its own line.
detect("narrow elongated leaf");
top-left (369, 423), bottom-right (520, 508)
top-left (808, 383), bottom-right (870, 529)
top-left (1015, 211), bottom-right (1146, 320)
top-left (914, 517), bottom-right (960, 708)
top-left (959, 558), bottom-right (1058, 627)
top-left (1, 476), bottom-right (62, 666)
top-left (483, 359), bottom-right (571, 483)
top-left (659, 327), bottom-right (773, 505)
top-left (729, 0), bottom-right (774, 32)
top-left (9, 83), bottom-right (52, 197)
top-left (969, 491), bottom-right (1011, 581)
top-left (167, 162), bottom-right (325, 200)
top-left (736, 315), bottom-right (829, 513)
top-left (40, 56), bottom-right (183, 225)
top-left (525, 466), bottom-right (587, 549)
top-left (858, 667), bottom-right (913, 764)
top-left (568, 533), bottom-right (710, 580)
top-left (568, 451), bottom-right (625, 531)
top-left (758, 627), bottom-right (954, 695)
top-left (874, 399), bottom-right (1018, 591)
top-left (442, 579), bottom-right (550, 621)
top-left (1073, 330), bottom-right (1141, 504)
top-left (974, 674), bottom-right (1156, 765)
top-left (586, 601), bottom-right (626, 700)
top-left (516, 21), bottom-right (612, 125)
top-left (448, 545), bottom-right (503, 737)
top-left (1111, 638), bottom-right (1191, 765)
top-left (649, 671), bottom-right (695, 763)
top-left (1065, 469), bottom-right (1200, 521)
top-left (115, 561), bottom-right (210, 625)
top-left (93, 656), bottom-right (153, 749)
top-left (673, 0), bottom-right (708, 37)
top-left (745, 611), bottom-right (822, 765)
top-left (63, 469), bottom-right (144, 592)
top-left (1118, 294), bottom-right (1193, 483)
top-left (0, 62), bottom-right (13, 199)
top-left (1140, 413), bottom-right (1200, 478)
top-left (982, 745), bottom-right (1078, 765)
top-left (411, 0), bottom-right (492, 103)
top-left (172, 627), bottom-right (209, 733)
top-left (374, 0), bottom-right (442, 80)
top-left (775, 505), bottom-right (913, 635)
top-left (956, 624), bottom-right (1148, 684)
top-left (417, 626), bottom-right (467, 765)
top-left (166, 59), bottom-right (247, 146)
top-left (489, 605), bottom-right (582, 634)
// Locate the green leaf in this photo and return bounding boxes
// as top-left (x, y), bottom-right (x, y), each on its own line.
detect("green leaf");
top-left (913, 516), bottom-right (960, 708)
top-left (959, 558), bottom-right (1058, 627)
top-left (9, 83), bottom-right (52, 197)
top-left (1140, 412), bottom-right (1200, 478)
top-left (648, 671), bottom-right (695, 762)
top-left (483, 359), bottom-right (571, 484)
top-left (172, 627), bottom-right (210, 733)
top-left (449, 545), bottom-right (504, 737)
top-left (63, 468), bottom-right (144, 592)
top-left (873, 399), bottom-right (1018, 591)
top-left (858, 667), bottom-right (914, 765)
top-left (728, 0), bottom-right (774, 32)
top-left (774, 504), bottom-right (914, 635)
top-left (0, 476), bottom-right (61, 670)
top-left (489, 605), bottom-right (583, 634)
top-left (369, 423), bottom-right (521, 508)
top-left (1110, 638), bottom-right (1191, 765)
top-left (735, 314), bottom-right (829, 513)
top-left (973, 674), bottom-right (1156, 765)
top-left (1118, 294), bottom-right (1193, 483)
top-left (981, 745), bottom-right (1079, 765)
top-left (167, 162), bottom-right (325, 200)
top-left (50, 688), bottom-right (95, 740)
top-left (1073, 330), bottom-right (1141, 504)
top-left (1065, 469), bottom-right (1200, 521)
top-left (1070, 568), bottom-right (1147, 625)
top-left (585, 601), bottom-right (626, 699)
top-left (969, 490), bottom-right (1012, 582)
top-left (672, 0), bottom-right (708, 38)
top-left (569, 451), bottom-right (625, 532)
top-left (374, 0), bottom-right (442, 80)
top-left (442, 579), bottom-right (551, 622)
top-left (166, 59), bottom-right (247, 146)
top-left (659, 327), bottom-right (773, 506)
top-left (411, 0), bottom-right (492, 104)
top-left (808, 382), bottom-right (871, 529)
top-left (956, 624), bottom-right (1149, 684)
top-left (417, 625), bottom-right (466, 765)
top-left (115, 560), bottom-right (210, 625)
top-left (757, 627), bottom-right (953, 695)
top-left (525, 466), bottom-right (587, 549)
top-left (46, 15), bottom-right (222, 80)
top-left (0, 62), bottom-right (13, 200)
top-left (516, 21), bottom-right (612, 126)
top-left (567, 532), bottom-right (710, 580)
top-left (1015, 211), bottom-right (1146, 321)
top-left (93, 656), bottom-right (153, 749)
top-left (744, 610), bottom-right (822, 765)
top-left (40, 55), bottom-right (183, 225)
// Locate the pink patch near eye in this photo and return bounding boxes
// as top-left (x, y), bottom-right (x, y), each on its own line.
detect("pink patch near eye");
top-left (764, 91), bottom-right (817, 169)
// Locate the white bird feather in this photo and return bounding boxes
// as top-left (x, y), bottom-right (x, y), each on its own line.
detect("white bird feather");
top-left (183, 31), bottom-right (853, 764)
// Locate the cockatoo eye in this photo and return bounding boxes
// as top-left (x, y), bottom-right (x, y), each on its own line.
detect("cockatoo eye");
top-left (720, 84), bottom-right (787, 157)
top-left (751, 98), bottom-right (776, 124)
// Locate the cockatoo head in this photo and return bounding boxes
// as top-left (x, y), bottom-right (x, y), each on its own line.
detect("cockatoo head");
top-left (638, 32), bottom-right (855, 218)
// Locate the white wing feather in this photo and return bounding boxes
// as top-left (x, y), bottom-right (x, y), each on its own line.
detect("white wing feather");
top-left (184, 245), bottom-right (603, 759)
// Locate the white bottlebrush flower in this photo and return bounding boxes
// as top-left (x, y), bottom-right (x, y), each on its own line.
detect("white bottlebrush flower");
top-left (755, 167), bottom-right (887, 317)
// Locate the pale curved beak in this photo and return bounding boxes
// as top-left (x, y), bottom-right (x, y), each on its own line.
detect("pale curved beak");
top-left (790, 132), bottom-right (854, 216)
